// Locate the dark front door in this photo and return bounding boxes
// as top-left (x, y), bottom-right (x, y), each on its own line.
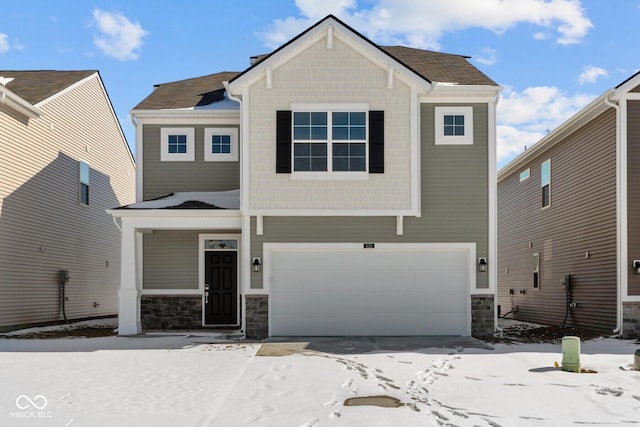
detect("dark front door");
top-left (204, 251), bottom-right (237, 325)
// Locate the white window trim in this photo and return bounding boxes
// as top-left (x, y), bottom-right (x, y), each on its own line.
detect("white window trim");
top-left (290, 103), bottom-right (369, 180)
top-left (204, 127), bottom-right (239, 162)
top-left (519, 168), bottom-right (530, 182)
top-left (161, 127), bottom-right (195, 161)
top-left (435, 106), bottom-right (474, 145)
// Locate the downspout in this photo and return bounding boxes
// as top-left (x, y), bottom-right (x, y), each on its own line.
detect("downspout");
top-left (223, 81), bottom-right (247, 338)
top-left (491, 91), bottom-right (503, 338)
top-left (604, 94), bottom-right (622, 334)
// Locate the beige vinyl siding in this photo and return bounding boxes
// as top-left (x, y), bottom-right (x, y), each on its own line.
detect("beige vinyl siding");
top-left (247, 37), bottom-right (413, 210)
top-left (626, 100), bottom-right (640, 296)
top-left (250, 103), bottom-right (489, 289)
top-left (143, 231), bottom-right (199, 290)
top-left (142, 124), bottom-right (240, 200)
top-left (0, 74), bottom-right (135, 330)
top-left (497, 109), bottom-right (617, 332)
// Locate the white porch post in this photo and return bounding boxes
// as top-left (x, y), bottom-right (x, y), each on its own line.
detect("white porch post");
top-left (118, 219), bottom-right (141, 335)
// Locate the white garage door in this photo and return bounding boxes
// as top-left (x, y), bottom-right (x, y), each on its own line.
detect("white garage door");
top-left (267, 244), bottom-right (472, 336)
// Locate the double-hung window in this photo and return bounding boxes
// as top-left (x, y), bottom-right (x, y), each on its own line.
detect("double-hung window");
top-left (277, 107), bottom-right (384, 175)
top-left (541, 159), bottom-right (551, 208)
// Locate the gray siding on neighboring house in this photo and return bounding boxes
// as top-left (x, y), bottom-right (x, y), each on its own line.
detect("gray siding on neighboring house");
top-left (250, 103), bottom-right (489, 290)
top-left (497, 108), bottom-right (617, 332)
top-left (0, 74), bottom-right (135, 330)
top-left (143, 231), bottom-right (200, 290)
top-left (627, 100), bottom-right (640, 296)
top-left (142, 124), bottom-right (240, 200)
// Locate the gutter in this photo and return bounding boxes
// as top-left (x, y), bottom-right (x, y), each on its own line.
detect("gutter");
top-left (0, 85), bottom-right (42, 118)
top-left (604, 95), bottom-right (622, 335)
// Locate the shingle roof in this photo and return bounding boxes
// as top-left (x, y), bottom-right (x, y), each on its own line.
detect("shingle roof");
top-left (133, 71), bottom-right (240, 110)
top-left (380, 46), bottom-right (497, 86)
top-left (0, 70), bottom-right (96, 105)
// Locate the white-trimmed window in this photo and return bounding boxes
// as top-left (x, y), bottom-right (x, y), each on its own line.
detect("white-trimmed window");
top-left (204, 127), bottom-right (238, 161)
top-left (520, 168), bottom-right (530, 182)
top-left (79, 160), bottom-right (89, 205)
top-left (541, 159), bottom-right (551, 208)
top-left (435, 106), bottom-right (473, 145)
top-left (161, 127), bottom-right (194, 161)
top-left (291, 105), bottom-right (368, 175)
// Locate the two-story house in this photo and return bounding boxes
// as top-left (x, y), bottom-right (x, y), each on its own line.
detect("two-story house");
top-left (0, 70), bottom-right (135, 331)
top-left (110, 15), bottom-right (500, 338)
top-left (497, 71), bottom-right (640, 338)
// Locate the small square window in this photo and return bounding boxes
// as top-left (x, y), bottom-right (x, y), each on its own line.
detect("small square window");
top-left (435, 106), bottom-right (473, 145)
top-left (204, 128), bottom-right (238, 161)
top-left (161, 128), bottom-right (194, 161)
top-left (520, 168), bottom-right (530, 181)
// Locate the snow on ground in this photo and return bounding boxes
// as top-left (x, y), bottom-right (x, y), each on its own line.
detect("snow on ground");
top-left (1, 322), bottom-right (639, 427)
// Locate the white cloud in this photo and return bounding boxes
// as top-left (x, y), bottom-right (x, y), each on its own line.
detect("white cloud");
top-left (0, 33), bottom-right (10, 54)
top-left (578, 65), bottom-right (608, 85)
top-left (475, 48), bottom-right (497, 66)
top-left (261, 0), bottom-right (593, 49)
top-left (92, 9), bottom-right (148, 60)
top-left (496, 85), bottom-right (595, 166)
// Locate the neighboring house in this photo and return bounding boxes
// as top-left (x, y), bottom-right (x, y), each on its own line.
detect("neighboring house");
top-left (497, 72), bottom-right (640, 338)
top-left (0, 71), bottom-right (135, 331)
top-left (110, 15), bottom-right (500, 338)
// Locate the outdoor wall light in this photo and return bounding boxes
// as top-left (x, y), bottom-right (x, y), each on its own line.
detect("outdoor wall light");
top-left (252, 257), bottom-right (262, 273)
top-left (478, 257), bottom-right (488, 273)
top-left (633, 260), bottom-right (640, 275)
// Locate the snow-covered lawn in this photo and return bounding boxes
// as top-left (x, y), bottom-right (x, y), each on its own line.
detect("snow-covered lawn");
top-left (1, 321), bottom-right (639, 427)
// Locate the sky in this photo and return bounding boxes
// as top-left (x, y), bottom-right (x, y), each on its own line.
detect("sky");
top-left (1, 0), bottom-right (639, 168)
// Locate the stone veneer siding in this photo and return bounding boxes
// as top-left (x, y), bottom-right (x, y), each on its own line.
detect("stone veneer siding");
top-left (471, 295), bottom-right (495, 338)
top-left (246, 295), bottom-right (269, 339)
top-left (141, 296), bottom-right (202, 330)
top-left (622, 302), bottom-right (640, 338)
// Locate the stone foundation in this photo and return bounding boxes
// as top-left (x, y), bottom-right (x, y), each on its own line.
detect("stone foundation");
top-left (471, 294), bottom-right (495, 338)
top-left (141, 295), bottom-right (202, 330)
top-left (246, 295), bottom-right (268, 339)
top-left (622, 302), bottom-right (640, 339)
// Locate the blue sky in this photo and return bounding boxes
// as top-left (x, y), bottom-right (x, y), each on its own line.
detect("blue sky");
top-left (1, 0), bottom-right (639, 168)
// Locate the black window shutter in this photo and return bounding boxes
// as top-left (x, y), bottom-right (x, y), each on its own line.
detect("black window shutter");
top-left (369, 110), bottom-right (384, 173)
top-left (276, 110), bottom-right (292, 173)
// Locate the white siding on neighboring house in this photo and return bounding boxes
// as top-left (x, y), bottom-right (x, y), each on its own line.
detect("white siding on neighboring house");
top-left (248, 37), bottom-right (413, 211)
top-left (0, 74), bottom-right (135, 330)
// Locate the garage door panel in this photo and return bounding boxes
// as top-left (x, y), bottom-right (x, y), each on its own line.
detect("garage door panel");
top-left (269, 246), bottom-right (471, 336)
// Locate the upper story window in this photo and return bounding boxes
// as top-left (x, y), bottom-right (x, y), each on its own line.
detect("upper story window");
top-left (79, 160), bottom-right (89, 206)
top-left (292, 111), bottom-right (367, 173)
top-left (519, 168), bottom-right (530, 182)
top-left (435, 106), bottom-right (474, 145)
top-left (204, 127), bottom-right (239, 162)
top-left (277, 106), bottom-right (384, 177)
top-left (161, 127), bottom-right (194, 161)
top-left (541, 159), bottom-right (551, 208)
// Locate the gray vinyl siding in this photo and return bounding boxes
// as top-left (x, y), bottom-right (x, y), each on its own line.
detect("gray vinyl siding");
top-left (627, 100), bottom-right (640, 296)
top-left (0, 75), bottom-right (135, 330)
top-left (143, 231), bottom-right (200, 290)
top-left (497, 108), bottom-right (617, 332)
top-left (250, 103), bottom-right (489, 290)
top-left (142, 124), bottom-right (240, 200)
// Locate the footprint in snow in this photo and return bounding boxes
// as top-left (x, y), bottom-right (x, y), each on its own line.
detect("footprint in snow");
top-left (298, 417), bottom-right (319, 427)
top-left (324, 398), bottom-right (339, 407)
top-left (342, 378), bottom-right (353, 388)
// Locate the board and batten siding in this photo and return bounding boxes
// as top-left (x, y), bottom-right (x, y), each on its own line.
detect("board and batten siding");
top-left (0, 74), bottom-right (135, 330)
top-left (247, 36), bottom-right (413, 211)
top-left (142, 124), bottom-right (240, 200)
top-left (250, 103), bottom-right (489, 290)
top-left (626, 100), bottom-right (640, 296)
top-left (497, 108), bottom-right (617, 332)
